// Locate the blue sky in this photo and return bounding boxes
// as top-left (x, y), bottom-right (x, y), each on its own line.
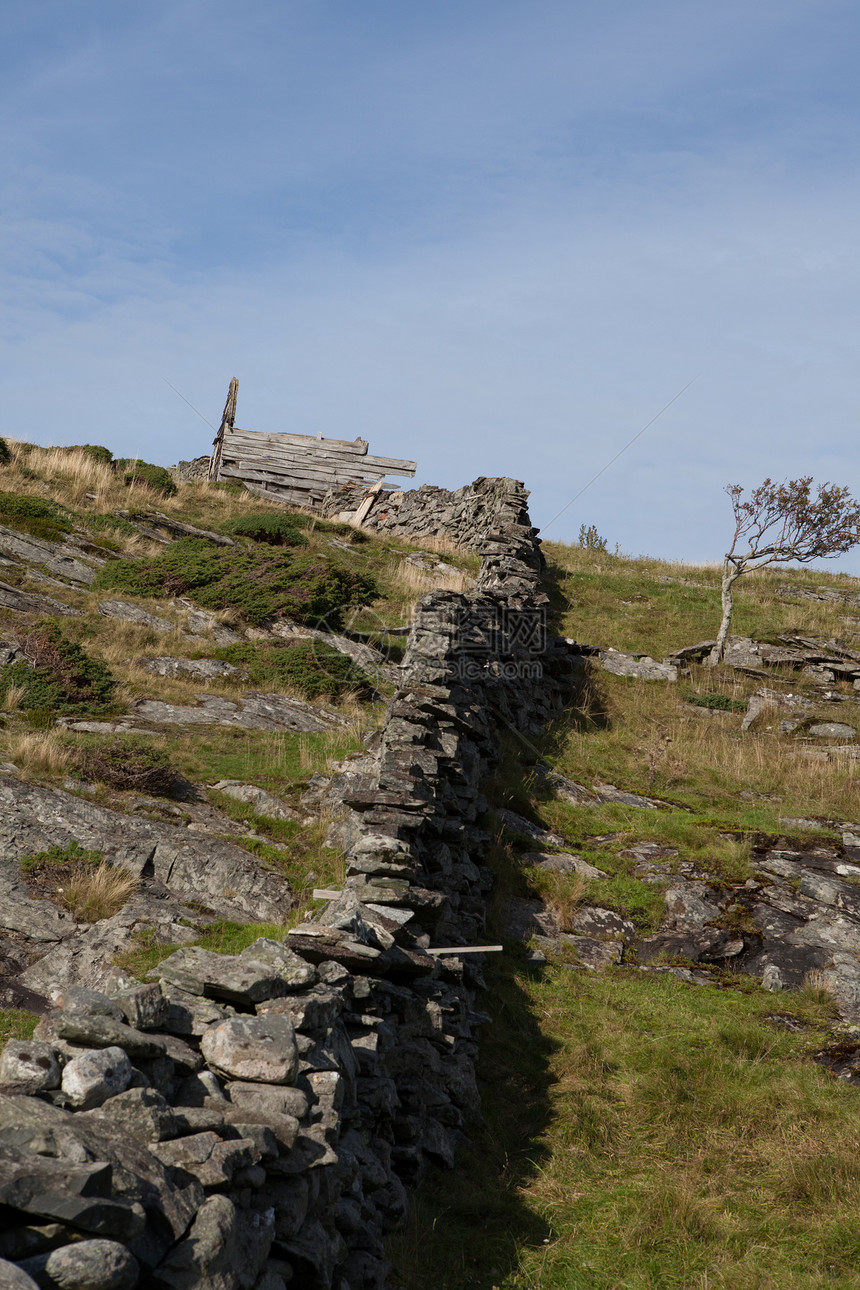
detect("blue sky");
top-left (3, 0), bottom-right (859, 564)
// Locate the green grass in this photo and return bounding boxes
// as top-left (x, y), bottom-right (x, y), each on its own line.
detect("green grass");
top-left (18, 838), bottom-right (103, 876)
top-left (93, 536), bottom-right (380, 628)
top-left (391, 962), bottom-right (856, 1290)
top-left (152, 723), bottom-right (366, 794)
top-left (0, 1009), bottom-right (40, 1047)
top-left (0, 491), bottom-right (73, 542)
top-left (112, 919), bottom-right (295, 979)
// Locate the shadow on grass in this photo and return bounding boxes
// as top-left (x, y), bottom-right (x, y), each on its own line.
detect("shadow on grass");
top-left (387, 950), bottom-right (558, 1290)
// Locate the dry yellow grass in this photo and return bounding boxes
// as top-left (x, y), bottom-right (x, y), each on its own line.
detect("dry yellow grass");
top-left (60, 862), bottom-right (138, 921)
top-left (1, 684), bottom-right (26, 713)
top-left (395, 558), bottom-right (474, 595)
top-left (5, 731), bottom-right (73, 776)
top-left (545, 872), bottom-right (586, 932)
top-left (2, 442), bottom-right (163, 509)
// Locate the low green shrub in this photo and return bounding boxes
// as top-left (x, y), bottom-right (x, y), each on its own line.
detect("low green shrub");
top-left (94, 538), bottom-right (379, 628)
top-left (70, 444), bottom-right (113, 465)
top-left (0, 622), bottom-right (116, 714)
top-left (0, 439), bottom-right (10, 466)
top-left (215, 638), bottom-right (372, 700)
top-left (683, 692), bottom-right (747, 713)
top-left (115, 459), bottom-right (178, 498)
top-left (0, 492), bottom-right (73, 542)
top-left (226, 512), bottom-right (309, 547)
top-left (80, 738), bottom-right (177, 795)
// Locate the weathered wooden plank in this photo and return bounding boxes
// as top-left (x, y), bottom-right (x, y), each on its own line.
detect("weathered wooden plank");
top-left (224, 433), bottom-right (415, 478)
top-left (225, 456), bottom-right (372, 483)
top-left (231, 440), bottom-right (416, 477)
top-left (241, 482), bottom-right (322, 507)
top-left (219, 456), bottom-right (376, 483)
top-left (229, 427), bottom-right (369, 455)
top-left (219, 463), bottom-right (377, 489)
top-left (228, 430), bottom-right (416, 475)
top-left (362, 454), bottom-right (417, 476)
top-left (426, 946), bottom-right (504, 956)
top-left (224, 440), bottom-right (380, 473)
top-left (351, 480), bottom-right (385, 528)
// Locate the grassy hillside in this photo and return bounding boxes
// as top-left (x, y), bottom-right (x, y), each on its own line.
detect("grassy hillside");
top-left (0, 440), bottom-right (478, 974)
top-left (392, 543), bottom-right (860, 1290)
top-left (5, 441), bottom-right (860, 1287)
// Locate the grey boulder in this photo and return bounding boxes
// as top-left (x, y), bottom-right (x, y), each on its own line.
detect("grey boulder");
top-left (201, 1015), bottom-right (298, 1085)
top-left (61, 1047), bottom-right (134, 1110)
top-left (142, 657), bottom-right (238, 679)
top-left (19, 1240), bottom-right (139, 1290)
top-left (0, 1260), bottom-right (40, 1289)
top-left (211, 783), bottom-right (298, 821)
top-left (0, 1040), bottom-right (62, 1094)
top-left (149, 1194), bottom-right (274, 1290)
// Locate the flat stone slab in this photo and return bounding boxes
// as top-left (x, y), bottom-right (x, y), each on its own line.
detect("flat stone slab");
top-left (496, 810), bottom-right (566, 848)
top-left (0, 580), bottom-right (80, 616)
top-left (131, 692), bottom-right (348, 732)
top-left (599, 649), bottom-right (679, 682)
top-left (0, 525), bottom-right (100, 585)
top-left (522, 852), bottom-right (608, 879)
top-left (808, 722), bottom-right (856, 739)
top-left (212, 781), bottom-right (299, 820)
top-left (0, 777), bottom-right (293, 974)
top-left (141, 656), bottom-right (239, 679)
top-left (531, 765), bottom-right (669, 810)
top-left (156, 945), bottom-right (313, 1006)
top-left (97, 600), bottom-right (177, 632)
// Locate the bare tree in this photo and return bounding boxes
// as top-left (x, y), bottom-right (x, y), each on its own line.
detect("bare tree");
top-left (708, 477), bottom-right (860, 665)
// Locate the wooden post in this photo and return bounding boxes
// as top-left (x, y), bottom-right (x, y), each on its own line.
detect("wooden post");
top-left (208, 377), bottom-right (239, 481)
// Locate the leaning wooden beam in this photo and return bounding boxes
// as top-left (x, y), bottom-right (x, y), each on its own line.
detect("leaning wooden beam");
top-left (241, 483), bottom-right (322, 506)
top-left (351, 480), bottom-right (385, 528)
top-left (224, 448), bottom-right (384, 479)
top-left (220, 452), bottom-right (373, 478)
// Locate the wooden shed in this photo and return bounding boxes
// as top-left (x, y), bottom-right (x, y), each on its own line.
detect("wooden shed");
top-left (208, 379), bottom-right (417, 509)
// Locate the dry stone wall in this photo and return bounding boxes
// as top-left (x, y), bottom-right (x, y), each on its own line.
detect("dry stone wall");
top-left (0, 480), bottom-right (582, 1290)
top-left (322, 475), bottom-right (545, 576)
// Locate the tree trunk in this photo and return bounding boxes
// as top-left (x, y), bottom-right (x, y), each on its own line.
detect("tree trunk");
top-left (708, 562), bottom-right (741, 665)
